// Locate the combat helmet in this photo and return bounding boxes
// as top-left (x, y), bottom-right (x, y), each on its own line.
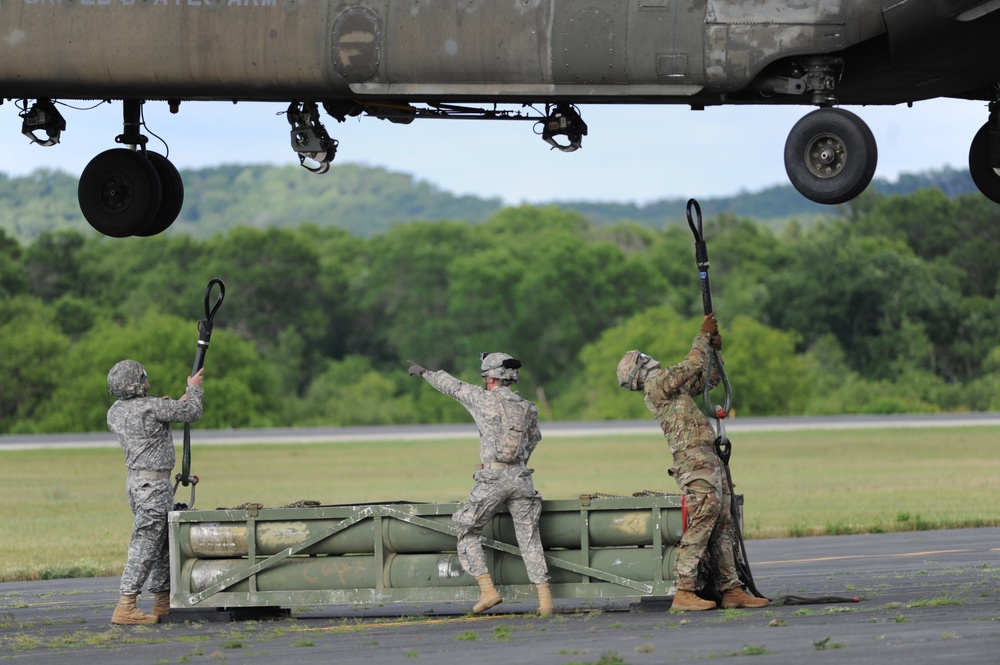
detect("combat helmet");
top-left (480, 352), bottom-right (522, 383)
top-left (617, 350), bottom-right (661, 391)
top-left (107, 359), bottom-right (149, 399)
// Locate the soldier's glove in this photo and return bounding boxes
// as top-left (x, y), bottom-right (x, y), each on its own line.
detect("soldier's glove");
top-left (700, 312), bottom-right (719, 336)
top-left (406, 361), bottom-right (427, 377)
top-left (709, 333), bottom-right (723, 350)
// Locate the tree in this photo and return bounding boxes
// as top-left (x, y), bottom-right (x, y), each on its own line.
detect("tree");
top-left (289, 355), bottom-right (421, 426)
top-left (201, 227), bottom-right (325, 360)
top-left (0, 296), bottom-right (69, 433)
top-left (0, 169), bottom-right (83, 240)
top-left (308, 225), bottom-right (370, 361)
top-left (722, 315), bottom-right (811, 416)
top-left (81, 233), bottom-right (211, 322)
top-left (703, 215), bottom-right (792, 321)
top-left (21, 230), bottom-right (89, 303)
top-left (552, 306), bottom-right (809, 420)
top-left (354, 221), bottom-right (483, 368)
top-left (444, 241), bottom-right (527, 374)
top-left (941, 196), bottom-right (1000, 300)
top-left (4, 186), bottom-right (998, 430)
top-left (550, 305), bottom-right (687, 420)
top-left (986, 347), bottom-right (1000, 410)
top-left (29, 311), bottom-right (281, 433)
top-left (172, 164), bottom-right (500, 238)
top-left (443, 209), bottom-right (672, 399)
top-left (0, 228), bottom-right (27, 298)
top-left (763, 228), bottom-right (959, 381)
top-left (636, 226), bottom-right (698, 315)
top-left (855, 188), bottom-right (958, 260)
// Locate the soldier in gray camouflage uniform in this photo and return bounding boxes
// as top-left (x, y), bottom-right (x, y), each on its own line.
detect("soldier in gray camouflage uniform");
top-left (407, 352), bottom-right (553, 617)
top-left (106, 360), bottom-right (204, 625)
top-left (617, 314), bottom-right (767, 612)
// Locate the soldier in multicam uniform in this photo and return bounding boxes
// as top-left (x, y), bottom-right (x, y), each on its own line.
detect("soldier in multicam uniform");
top-left (106, 360), bottom-right (204, 625)
top-left (407, 352), bottom-right (553, 617)
top-left (617, 314), bottom-right (768, 612)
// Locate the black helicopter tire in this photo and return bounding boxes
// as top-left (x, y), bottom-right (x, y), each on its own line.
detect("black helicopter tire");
top-left (134, 152), bottom-right (184, 237)
top-left (78, 148), bottom-right (162, 237)
top-left (783, 108), bottom-right (878, 205)
top-left (968, 123), bottom-right (1000, 205)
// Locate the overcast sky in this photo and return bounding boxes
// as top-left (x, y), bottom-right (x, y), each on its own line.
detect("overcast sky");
top-left (0, 96), bottom-right (988, 206)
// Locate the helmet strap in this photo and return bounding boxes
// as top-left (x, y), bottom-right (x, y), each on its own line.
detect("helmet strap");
top-left (625, 362), bottom-right (644, 390)
top-left (623, 352), bottom-right (652, 390)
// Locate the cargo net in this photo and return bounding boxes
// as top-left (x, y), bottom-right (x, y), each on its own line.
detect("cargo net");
top-left (590, 489), bottom-right (677, 498)
top-left (218, 500), bottom-right (322, 510)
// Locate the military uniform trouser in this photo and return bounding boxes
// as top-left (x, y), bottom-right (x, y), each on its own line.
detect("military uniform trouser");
top-left (453, 468), bottom-right (550, 584)
top-left (674, 475), bottom-right (741, 593)
top-left (120, 476), bottom-right (172, 595)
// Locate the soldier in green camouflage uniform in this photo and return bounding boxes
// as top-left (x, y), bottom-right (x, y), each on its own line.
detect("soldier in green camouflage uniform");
top-left (106, 360), bottom-right (204, 625)
top-left (407, 352), bottom-right (553, 617)
top-left (617, 314), bottom-right (767, 611)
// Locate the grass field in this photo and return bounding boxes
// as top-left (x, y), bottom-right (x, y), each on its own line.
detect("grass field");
top-left (1, 426), bottom-right (998, 583)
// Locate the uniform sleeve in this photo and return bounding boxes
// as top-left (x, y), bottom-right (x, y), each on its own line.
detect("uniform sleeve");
top-left (423, 370), bottom-right (482, 410)
top-left (523, 404), bottom-right (542, 460)
top-left (648, 333), bottom-right (713, 399)
top-left (149, 385), bottom-right (204, 424)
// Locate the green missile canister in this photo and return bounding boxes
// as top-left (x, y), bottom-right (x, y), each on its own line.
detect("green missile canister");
top-left (180, 547), bottom-right (680, 593)
top-left (169, 494), bottom-right (699, 610)
top-left (178, 499), bottom-right (685, 559)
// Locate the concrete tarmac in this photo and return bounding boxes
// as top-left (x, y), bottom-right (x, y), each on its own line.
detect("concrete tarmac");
top-left (3, 412), bottom-right (1000, 450)
top-left (2, 527), bottom-right (998, 664)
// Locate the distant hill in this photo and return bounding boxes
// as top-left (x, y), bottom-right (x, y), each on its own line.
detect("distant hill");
top-left (556, 167), bottom-right (981, 228)
top-left (0, 163), bottom-right (982, 244)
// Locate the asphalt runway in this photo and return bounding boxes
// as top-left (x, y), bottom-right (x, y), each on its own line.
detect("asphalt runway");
top-left (3, 412), bottom-right (1000, 450)
top-left (2, 527), bottom-right (997, 664)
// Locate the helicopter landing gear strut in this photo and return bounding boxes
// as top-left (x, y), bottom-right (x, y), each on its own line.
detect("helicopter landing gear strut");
top-left (78, 100), bottom-right (184, 237)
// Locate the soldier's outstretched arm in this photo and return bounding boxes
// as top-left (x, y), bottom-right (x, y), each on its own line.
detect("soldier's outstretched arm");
top-left (650, 334), bottom-right (713, 397)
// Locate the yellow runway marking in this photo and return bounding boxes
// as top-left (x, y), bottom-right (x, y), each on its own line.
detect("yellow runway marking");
top-left (754, 548), bottom-right (972, 566)
top-left (294, 613), bottom-right (518, 633)
top-left (18, 598), bottom-right (110, 608)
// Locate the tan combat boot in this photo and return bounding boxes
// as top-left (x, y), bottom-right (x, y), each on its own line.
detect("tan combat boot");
top-left (721, 587), bottom-right (770, 609)
top-left (111, 594), bottom-right (158, 625)
top-left (536, 583), bottom-right (554, 617)
top-left (670, 589), bottom-right (717, 612)
top-left (472, 574), bottom-right (503, 613)
top-left (151, 591), bottom-right (171, 618)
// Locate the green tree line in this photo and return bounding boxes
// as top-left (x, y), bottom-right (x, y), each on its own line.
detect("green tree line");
top-left (1, 187), bottom-right (998, 434)
top-left (0, 163), bottom-right (981, 244)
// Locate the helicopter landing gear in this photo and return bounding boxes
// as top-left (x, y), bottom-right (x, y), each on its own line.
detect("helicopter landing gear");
top-left (783, 107), bottom-right (878, 205)
top-left (78, 148), bottom-right (162, 237)
top-left (77, 100), bottom-right (184, 237)
top-left (968, 99), bottom-right (1000, 204)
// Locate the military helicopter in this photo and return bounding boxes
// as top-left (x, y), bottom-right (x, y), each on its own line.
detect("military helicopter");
top-left (4, 0), bottom-right (1000, 237)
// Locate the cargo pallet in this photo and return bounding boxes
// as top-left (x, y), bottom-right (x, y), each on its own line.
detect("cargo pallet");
top-left (168, 494), bottom-right (692, 613)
